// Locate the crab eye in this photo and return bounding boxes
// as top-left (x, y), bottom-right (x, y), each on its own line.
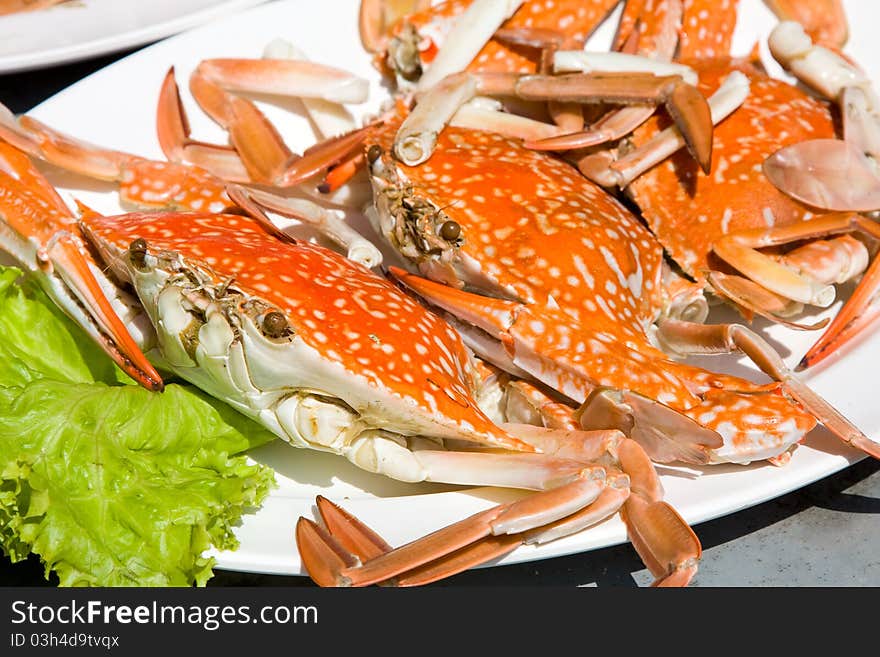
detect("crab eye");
top-left (367, 144), bottom-right (383, 164)
top-left (262, 311), bottom-right (289, 338)
top-left (439, 220), bottom-right (461, 241)
top-left (128, 238), bottom-right (148, 270)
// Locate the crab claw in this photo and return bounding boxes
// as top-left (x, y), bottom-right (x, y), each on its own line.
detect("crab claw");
top-left (623, 494), bottom-right (700, 587)
top-left (657, 319), bottom-right (880, 461)
top-left (0, 144), bottom-right (162, 391)
top-left (156, 66), bottom-right (252, 182)
top-left (298, 473), bottom-right (617, 587)
top-left (298, 439), bottom-right (700, 587)
top-left (515, 72), bottom-right (714, 174)
top-left (798, 254), bottom-right (880, 371)
top-left (194, 58), bottom-right (370, 104)
top-left (576, 388), bottom-right (723, 465)
top-left (763, 139), bottom-right (880, 212)
top-left (614, 439), bottom-right (701, 587)
top-left (45, 233), bottom-right (164, 392)
top-left (300, 498), bottom-right (528, 587)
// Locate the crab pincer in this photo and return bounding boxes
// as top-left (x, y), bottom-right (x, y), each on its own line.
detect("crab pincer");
top-left (0, 143), bottom-right (162, 391)
top-left (298, 431), bottom-right (701, 587)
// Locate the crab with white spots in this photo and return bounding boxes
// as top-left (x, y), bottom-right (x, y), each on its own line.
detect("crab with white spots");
top-left (80, 201), bottom-right (706, 587)
top-left (364, 114), bottom-right (878, 467)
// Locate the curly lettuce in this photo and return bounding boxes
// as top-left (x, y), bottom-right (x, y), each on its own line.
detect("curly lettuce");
top-left (0, 268), bottom-right (277, 586)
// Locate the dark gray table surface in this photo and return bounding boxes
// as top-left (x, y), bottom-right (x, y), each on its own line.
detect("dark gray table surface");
top-left (1, 48), bottom-right (878, 588)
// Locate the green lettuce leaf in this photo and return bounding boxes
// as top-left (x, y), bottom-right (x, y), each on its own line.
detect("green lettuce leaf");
top-left (0, 267), bottom-right (122, 387)
top-left (0, 267), bottom-right (277, 586)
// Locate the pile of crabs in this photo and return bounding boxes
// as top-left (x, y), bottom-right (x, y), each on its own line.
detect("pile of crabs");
top-left (2, 0), bottom-right (879, 587)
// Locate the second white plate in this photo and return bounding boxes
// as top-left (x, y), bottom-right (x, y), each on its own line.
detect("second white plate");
top-left (0, 0), bottom-right (269, 73)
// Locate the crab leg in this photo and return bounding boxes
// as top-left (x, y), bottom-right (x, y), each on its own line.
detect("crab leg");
top-left (395, 70), bottom-right (713, 167)
top-left (183, 66), bottom-right (301, 186)
top-left (527, 87), bottom-right (697, 151)
top-left (491, 26), bottom-right (583, 132)
top-left (301, 499), bottom-right (523, 587)
top-left (553, 52), bottom-right (697, 84)
top-left (394, 72), bottom-right (480, 165)
top-left (526, 106), bottom-right (657, 151)
top-left (226, 185), bottom-right (383, 268)
top-left (159, 68), bottom-right (371, 193)
top-left (194, 58), bottom-right (370, 104)
top-left (528, 51), bottom-right (697, 151)
top-left (526, 0), bottom-right (687, 154)
top-left (543, 0), bottom-right (685, 149)
top-left (533, 0), bottom-right (688, 154)
top-left (321, 151), bottom-right (366, 193)
top-left (0, 103), bottom-right (236, 213)
top-left (386, 267), bottom-right (727, 463)
top-left (300, 455), bottom-right (608, 587)
top-left (450, 100), bottom-right (567, 141)
top-left (186, 39), bottom-right (364, 185)
top-left (213, 94), bottom-right (296, 186)
top-left (519, 72), bottom-right (713, 172)
top-left (275, 124), bottom-right (374, 186)
top-left (764, 20), bottom-right (880, 206)
top-left (416, 0), bottom-right (525, 91)
top-left (173, 58), bottom-right (369, 185)
top-left (705, 270), bottom-right (827, 331)
top-left (581, 70), bottom-right (749, 187)
top-left (769, 21), bottom-right (872, 115)
top-left (299, 434), bottom-right (699, 587)
top-left (655, 319), bottom-right (880, 460)
top-left (261, 39), bottom-right (358, 139)
top-left (0, 105), bottom-right (129, 181)
top-left (764, 0), bottom-right (848, 49)
top-left (298, 477), bottom-right (610, 587)
top-left (0, 144), bottom-right (162, 391)
top-left (156, 67), bottom-right (253, 182)
top-left (711, 212), bottom-right (876, 307)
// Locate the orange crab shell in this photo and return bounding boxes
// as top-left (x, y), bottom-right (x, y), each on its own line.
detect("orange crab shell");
top-left (367, 118), bottom-right (817, 462)
top-left (370, 120), bottom-right (667, 341)
top-left (388, 0), bottom-right (622, 75)
top-left (370, 120), bottom-right (707, 409)
top-left (677, 0), bottom-right (741, 61)
top-left (117, 160), bottom-right (234, 213)
top-left (626, 58), bottom-right (836, 280)
top-left (80, 210), bottom-right (530, 452)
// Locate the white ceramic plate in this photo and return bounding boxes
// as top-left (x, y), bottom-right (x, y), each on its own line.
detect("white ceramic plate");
top-left (19, 0), bottom-right (880, 577)
top-left (0, 0), bottom-right (268, 73)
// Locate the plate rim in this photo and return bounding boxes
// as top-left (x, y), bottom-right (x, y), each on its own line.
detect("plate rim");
top-left (0, 0), bottom-right (269, 74)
